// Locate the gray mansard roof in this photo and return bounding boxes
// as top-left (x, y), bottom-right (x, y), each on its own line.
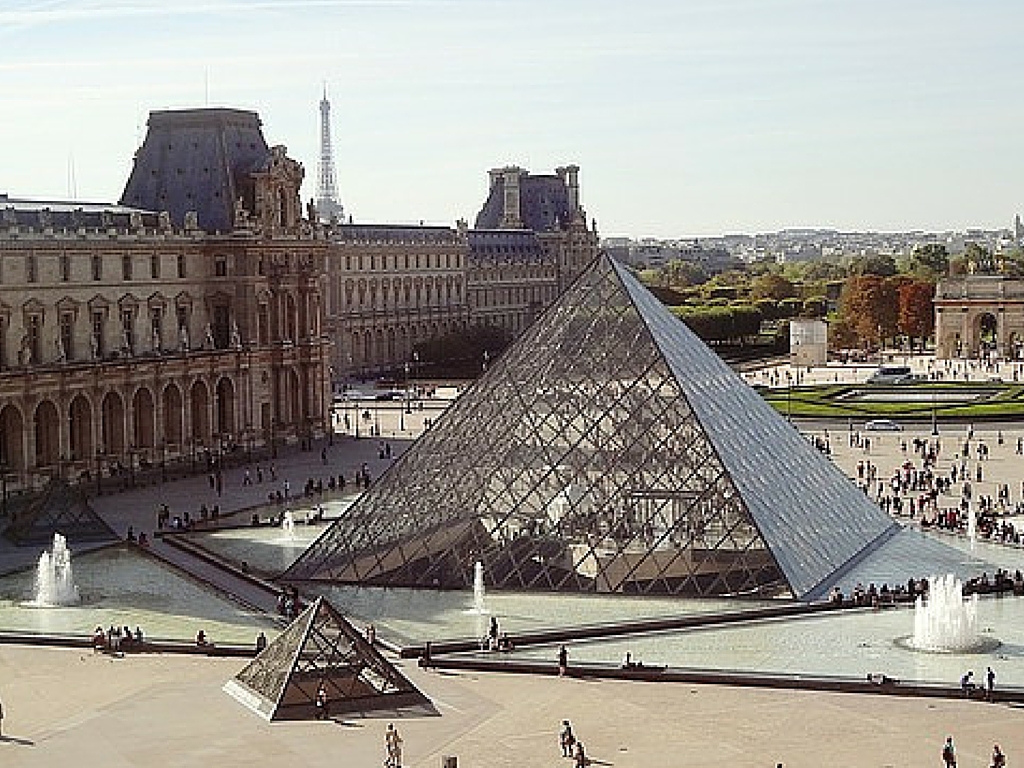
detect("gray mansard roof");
top-left (120, 108), bottom-right (270, 233)
top-left (474, 174), bottom-right (573, 232)
top-left (467, 229), bottom-right (546, 263)
top-left (0, 195), bottom-right (160, 230)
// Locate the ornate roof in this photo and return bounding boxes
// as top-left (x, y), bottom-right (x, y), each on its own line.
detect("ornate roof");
top-left (119, 108), bottom-right (270, 233)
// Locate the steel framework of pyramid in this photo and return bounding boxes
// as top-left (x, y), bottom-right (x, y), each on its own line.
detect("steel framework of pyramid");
top-left (223, 596), bottom-right (429, 720)
top-left (4, 478), bottom-right (117, 546)
top-left (286, 253), bottom-right (901, 600)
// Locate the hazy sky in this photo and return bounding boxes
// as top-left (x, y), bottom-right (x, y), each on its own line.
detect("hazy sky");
top-left (2, 0), bottom-right (1022, 238)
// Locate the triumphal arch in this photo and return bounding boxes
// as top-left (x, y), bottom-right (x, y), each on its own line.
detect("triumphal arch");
top-left (935, 276), bottom-right (1024, 359)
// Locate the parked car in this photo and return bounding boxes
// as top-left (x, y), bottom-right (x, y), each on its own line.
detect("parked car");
top-left (864, 419), bottom-right (902, 431)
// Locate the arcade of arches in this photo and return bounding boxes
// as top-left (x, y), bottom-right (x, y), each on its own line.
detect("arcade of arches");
top-left (0, 358), bottom-right (322, 485)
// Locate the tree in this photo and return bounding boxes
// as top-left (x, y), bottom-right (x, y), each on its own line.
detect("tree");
top-left (909, 243), bottom-right (949, 278)
top-left (750, 273), bottom-right (797, 301)
top-left (665, 259), bottom-right (708, 287)
top-left (849, 254), bottom-right (898, 277)
top-left (802, 296), bottom-right (827, 318)
top-left (964, 242), bottom-right (996, 274)
top-left (897, 280), bottom-right (935, 348)
top-left (839, 275), bottom-right (899, 347)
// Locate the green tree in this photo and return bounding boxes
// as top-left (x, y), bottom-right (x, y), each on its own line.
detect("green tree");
top-left (802, 296), bottom-right (828, 317)
top-left (849, 253), bottom-right (898, 277)
top-left (909, 243), bottom-right (949, 278)
top-left (750, 273), bottom-right (797, 301)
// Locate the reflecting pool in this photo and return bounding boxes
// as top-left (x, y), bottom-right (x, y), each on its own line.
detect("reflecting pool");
top-left (0, 545), bottom-right (279, 644)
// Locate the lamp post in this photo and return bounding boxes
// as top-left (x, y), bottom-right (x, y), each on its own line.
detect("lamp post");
top-left (160, 440), bottom-right (167, 483)
top-left (786, 370), bottom-right (793, 422)
top-left (127, 446), bottom-right (137, 488)
top-left (95, 448), bottom-right (103, 496)
top-left (931, 387), bottom-right (939, 437)
top-left (0, 461), bottom-right (8, 518)
top-left (400, 361), bottom-right (410, 432)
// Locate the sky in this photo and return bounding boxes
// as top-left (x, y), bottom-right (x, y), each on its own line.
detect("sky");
top-left (2, 0), bottom-right (1023, 239)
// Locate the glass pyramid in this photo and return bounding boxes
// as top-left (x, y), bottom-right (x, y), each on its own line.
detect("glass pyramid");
top-left (224, 596), bottom-right (427, 720)
top-left (5, 479), bottom-right (117, 546)
top-left (286, 254), bottom-right (898, 599)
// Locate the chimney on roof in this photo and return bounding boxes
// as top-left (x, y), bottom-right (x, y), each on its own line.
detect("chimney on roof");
top-left (500, 166), bottom-right (523, 229)
top-left (564, 164), bottom-right (580, 214)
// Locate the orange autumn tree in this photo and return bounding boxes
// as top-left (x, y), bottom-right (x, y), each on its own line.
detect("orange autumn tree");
top-left (897, 280), bottom-right (935, 350)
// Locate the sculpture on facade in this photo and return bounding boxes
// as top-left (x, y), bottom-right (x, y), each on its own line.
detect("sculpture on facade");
top-left (204, 323), bottom-right (215, 350)
top-left (230, 320), bottom-right (242, 349)
top-left (179, 324), bottom-right (189, 352)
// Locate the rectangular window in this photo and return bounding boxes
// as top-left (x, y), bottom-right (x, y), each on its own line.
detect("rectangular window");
top-left (60, 254), bottom-right (71, 282)
top-left (122, 255), bottom-right (133, 281)
top-left (214, 256), bottom-right (227, 277)
top-left (92, 255), bottom-right (102, 281)
top-left (0, 317), bottom-right (7, 369)
top-left (59, 313), bottom-right (74, 361)
top-left (150, 307), bottom-right (163, 351)
top-left (176, 306), bottom-right (188, 346)
top-left (150, 254), bottom-right (160, 279)
top-left (26, 254), bottom-right (37, 283)
top-left (121, 309), bottom-right (134, 353)
top-left (177, 254), bottom-right (186, 278)
top-left (27, 315), bottom-right (41, 363)
top-left (92, 311), bottom-right (105, 358)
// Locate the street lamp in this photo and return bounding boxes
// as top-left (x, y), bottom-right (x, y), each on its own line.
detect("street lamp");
top-left (931, 387), bottom-right (939, 436)
top-left (786, 370), bottom-right (793, 422)
top-left (95, 447), bottom-right (104, 496)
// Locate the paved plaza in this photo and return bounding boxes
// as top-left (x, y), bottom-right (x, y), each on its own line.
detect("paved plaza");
top-left (2, 642), bottom-right (1024, 767)
top-left (4, 367), bottom-right (1024, 765)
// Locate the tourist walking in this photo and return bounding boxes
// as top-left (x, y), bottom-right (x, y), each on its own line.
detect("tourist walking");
top-left (992, 744), bottom-right (1006, 768)
top-left (558, 645), bottom-right (568, 677)
top-left (315, 682), bottom-right (328, 721)
top-left (942, 736), bottom-right (957, 768)
top-left (0, 694), bottom-right (4, 737)
top-left (560, 719), bottom-right (576, 757)
top-left (986, 666), bottom-right (996, 701)
top-left (385, 723), bottom-right (403, 767)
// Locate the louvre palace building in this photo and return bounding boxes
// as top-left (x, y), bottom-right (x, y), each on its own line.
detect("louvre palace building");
top-left (0, 107), bottom-right (598, 493)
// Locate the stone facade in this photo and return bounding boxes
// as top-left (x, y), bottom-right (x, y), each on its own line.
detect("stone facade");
top-left (323, 164), bottom-right (600, 380)
top-left (0, 109), bottom-right (330, 493)
top-left (934, 276), bottom-right (1024, 359)
top-left (325, 224), bottom-right (470, 378)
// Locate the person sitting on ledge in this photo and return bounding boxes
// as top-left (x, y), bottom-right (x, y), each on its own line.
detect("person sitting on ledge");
top-left (496, 633), bottom-right (515, 652)
top-left (961, 670), bottom-right (976, 695)
top-left (134, 626), bottom-right (144, 645)
top-left (92, 626), bottom-right (107, 652)
top-left (196, 629), bottom-right (212, 648)
top-left (866, 672), bottom-right (897, 685)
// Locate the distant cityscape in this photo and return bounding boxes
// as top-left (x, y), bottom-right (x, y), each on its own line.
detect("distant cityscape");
top-left (604, 216), bottom-right (1024, 273)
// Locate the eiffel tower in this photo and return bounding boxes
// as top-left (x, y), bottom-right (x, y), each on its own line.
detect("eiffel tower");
top-left (286, 253), bottom-right (901, 599)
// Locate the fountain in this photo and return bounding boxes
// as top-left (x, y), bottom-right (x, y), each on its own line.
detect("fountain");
top-left (472, 560), bottom-right (488, 615)
top-left (31, 533), bottom-right (80, 606)
top-left (909, 574), bottom-right (997, 653)
top-left (281, 510), bottom-right (297, 540)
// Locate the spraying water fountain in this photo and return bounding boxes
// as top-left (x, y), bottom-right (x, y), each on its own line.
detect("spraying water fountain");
top-left (30, 533), bottom-right (80, 607)
top-left (281, 510), bottom-right (297, 541)
top-left (472, 560), bottom-right (488, 616)
top-left (906, 574), bottom-right (998, 653)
